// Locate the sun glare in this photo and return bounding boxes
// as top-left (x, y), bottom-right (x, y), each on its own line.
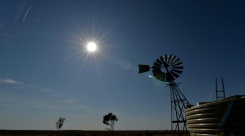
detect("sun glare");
top-left (86, 42), bottom-right (97, 52)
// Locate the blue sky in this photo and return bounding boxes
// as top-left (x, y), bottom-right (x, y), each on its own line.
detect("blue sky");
top-left (0, 0), bottom-right (245, 130)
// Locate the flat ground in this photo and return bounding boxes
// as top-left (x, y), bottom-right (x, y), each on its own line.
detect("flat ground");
top-left (0, 130), bottom-right (190, 136)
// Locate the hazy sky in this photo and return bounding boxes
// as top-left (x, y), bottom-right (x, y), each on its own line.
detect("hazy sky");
top-left (0, 0), bottom-right (245, 130)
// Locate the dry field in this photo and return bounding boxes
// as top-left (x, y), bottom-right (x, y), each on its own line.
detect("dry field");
top-left (0, 130), bottom-right (190, 136)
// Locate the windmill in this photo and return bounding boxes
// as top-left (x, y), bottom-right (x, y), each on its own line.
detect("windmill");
top-left (138, 55), bottom-right (190, 135)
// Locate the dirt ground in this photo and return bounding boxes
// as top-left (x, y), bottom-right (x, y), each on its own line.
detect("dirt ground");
top-left (0, 130), bottom-right (190, 136)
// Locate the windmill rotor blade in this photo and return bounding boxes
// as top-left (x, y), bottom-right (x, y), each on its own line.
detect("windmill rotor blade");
top-left (173, 66), bottom-right (183, 70)
top-left (153, 62), bottom-right (161, 67)
top-left (164, 55), bottom-right (168, 63)
top-left (154, 72), bottom-right (165, 81)
top-left (173, 61), bottom-right (183, 66)
top-left (152, 68), bottom-right (161, 73)
top-left (167, 54), bottom-right (172, 63)
top-left (172, 58), bottom-right (180, 64)
top-left (152, 69), bottom-right (162, 75)
top-left (161, 73), bottom-right (166, 81)
top-left (160, 56), bottom-right (164, 63)
top-left (152, 65), bottom-right (161, 70)
top-left (156, 58), bottom-right (162, 65)
top-left (153, 71), bottom-right (163, 79)
top-left (170, 71), bottom-right (180, 79)
top-left (156, 73), bottom-right (166, 81)
top-left (169, 56), bottom-right (177, 63)
top-left (166, 72), bottom-right (174, 81)
top-left (172, 69), bottom-right (183, 74)
top-left (162, 73), bottom-right (167, 82)
top-left (153, 73), bottom-right (160, 78)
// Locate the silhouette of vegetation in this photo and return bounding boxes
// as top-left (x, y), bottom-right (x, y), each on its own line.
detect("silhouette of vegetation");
top-left (56, 117), bottom-right (65, 130)
top-left (0, 130), bottom-right (191, 136)
top-left (103, 113), bottom-right (118, 136)
top-left (56, 117), bottom-right (65, 136)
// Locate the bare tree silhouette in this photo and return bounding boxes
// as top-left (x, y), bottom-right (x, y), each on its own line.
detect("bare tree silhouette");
top-left (103, 113), bottom-right (118, 136)
top-left (56, 117), bottom-right (65, 136)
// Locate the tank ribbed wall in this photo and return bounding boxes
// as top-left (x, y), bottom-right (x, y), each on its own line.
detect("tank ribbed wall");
top-left (185, 96), bottom-right (245, 136)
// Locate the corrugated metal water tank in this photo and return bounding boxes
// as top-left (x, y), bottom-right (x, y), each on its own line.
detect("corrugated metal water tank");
top-left (185, 95), bottom-right (245, 136)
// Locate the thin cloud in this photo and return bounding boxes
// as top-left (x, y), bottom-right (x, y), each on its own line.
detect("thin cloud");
top-left (0, 78), bottom-right (22, 85)
top-left (63, 99), bottom-right (88, 109)
top-left (28, 84), bottom-right (38, 88)
top-left (63, 99), bottom-right (76, 104)
top-left (76, 104), bottom-right (88, 108)
top-left (41, 88), bottom-right (52, 92)
top-left (53, 94), bottom-right (61, 97)
top-left (12, 86), bottom-right (24, 89)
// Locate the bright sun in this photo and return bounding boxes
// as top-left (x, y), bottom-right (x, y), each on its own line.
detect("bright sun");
top-left (86, 42), bottom-right (97, 52)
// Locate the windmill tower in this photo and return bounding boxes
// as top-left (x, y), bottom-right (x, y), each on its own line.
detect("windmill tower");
top-left (138, 55), bottom-right (190, 136)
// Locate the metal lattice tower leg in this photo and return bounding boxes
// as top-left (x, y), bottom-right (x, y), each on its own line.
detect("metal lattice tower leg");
top-left (168, 81), bottom-right (190, 136)
top-left (216, 77), bottom-right (225, 101)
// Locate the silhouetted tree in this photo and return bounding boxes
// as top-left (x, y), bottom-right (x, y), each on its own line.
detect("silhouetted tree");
top-left (56, 117), bottom-right (65, 136)
top-left (103, 113), bottom-right (118, 136)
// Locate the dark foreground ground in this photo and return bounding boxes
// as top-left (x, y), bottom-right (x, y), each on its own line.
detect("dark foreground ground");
top-left (0, 130), bottom-right (190, 136)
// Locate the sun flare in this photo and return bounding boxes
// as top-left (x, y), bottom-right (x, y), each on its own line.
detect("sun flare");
top-left (86, 42), bottom-right (97, 52)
